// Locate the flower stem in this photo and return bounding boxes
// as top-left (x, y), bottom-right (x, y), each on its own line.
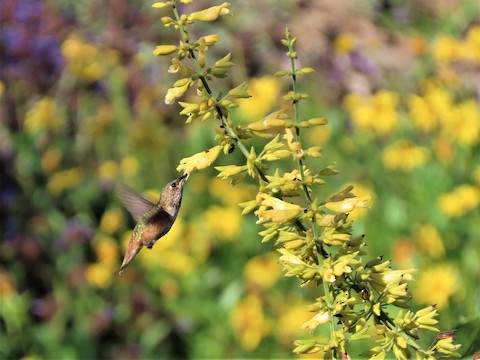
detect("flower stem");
top-left (172, 6), bottom-right (268, 182)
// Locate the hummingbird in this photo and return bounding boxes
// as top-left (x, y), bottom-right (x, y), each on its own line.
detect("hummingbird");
top-left (117, 174), bottom-right (187, 275)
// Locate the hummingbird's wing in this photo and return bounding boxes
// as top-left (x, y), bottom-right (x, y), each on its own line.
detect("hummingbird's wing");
top-left (117, 184), bottom-right (155, 221)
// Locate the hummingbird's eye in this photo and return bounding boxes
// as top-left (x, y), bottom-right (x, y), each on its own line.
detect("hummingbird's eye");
top-left (171, 183), bottom-right (177, 188)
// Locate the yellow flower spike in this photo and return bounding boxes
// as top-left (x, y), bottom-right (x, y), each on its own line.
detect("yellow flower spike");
top-left (153, 45), bottom-right (178, 56)
top-left (324, 195), bottom-right (371, 213)
top-left (301, 311), bottom-right (329, 333)
top-left (177, 145), bottom-right (223, 174)
top-left (188, 2), bottom-right (230, 23)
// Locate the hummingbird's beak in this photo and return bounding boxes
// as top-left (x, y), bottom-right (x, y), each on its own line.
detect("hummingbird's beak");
top-left (180, 173), bottom-right (189, 181)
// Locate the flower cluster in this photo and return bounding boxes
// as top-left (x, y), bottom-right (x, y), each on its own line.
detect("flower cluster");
top-left (152, 1), bottom-right (462, 358)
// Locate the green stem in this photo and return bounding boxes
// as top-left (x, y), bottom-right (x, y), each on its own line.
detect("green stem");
top-left (172, 6), bottom-right (267, 182)
top-left (289, 37), bottom-right (335, 360)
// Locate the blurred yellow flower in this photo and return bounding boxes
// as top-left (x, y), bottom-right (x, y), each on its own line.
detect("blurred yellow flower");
top-left (120, 157), bottom-right (139, 177)
top-left (100, 209), bottom-right (125, 234)
top-left (244, 252), bottom-right (281, 289)
top-left (333, 33), bottom-right (356, 54)
top-left (391, 237), bottom-right (416, 268)
top-left (93, 236), bottom-right (119, 266)
top-left (0, 270), bottom-right (16, 298)
top-left (433, 36), bottom-right (459, 63)
top-left (187, 2), bottom-right (230, 22)
top-left (275, 302), bottom-right (312, 345)
top-left (238, 76), bottom-right (281, 121)
top-left (414, 264), bottom-right (458, 309)
top-left (98, 161), bottom-right (118, 181)
top-left (343, 91), bottom-right (399, 137)
top-left (208, 178), bottom-right (255, 205)
top-left (231, 294), bottom-right (270, 350)
top-left (438, 184), bottom-right (480, 218)
top-left (414, 224), bottom-right (445, 259)
top-left (85, 263), bottom-right (112, 288)
top-left (382, 140), bottom-right (430, 171)
top-left (41, 147), bottom-right (62, 174)
top-left (464, 25), bottom-right (480, 63)
top-left (204, 205), bottom-right (242, 241)
top-left (24, 97), bottom-right (64, 133)
top-left (62, 35), bottom-right (113, 82)
top-left (47, 168), bottom-right (84, 195)
top-left (441, 100), bottom-right (480, 146)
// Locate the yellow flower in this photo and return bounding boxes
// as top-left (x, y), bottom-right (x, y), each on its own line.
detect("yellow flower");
top-left (164, 79), bottom-right (193, 104)
top-left (61, 35), bottom-right (110, 82)
top-left (441, 100), bottom-right (480, 146)
top-left (438, 184), bottom-right (480, 218)
top-left (244, 253), bottom-right (281, 289)
top-left (93, 236), bottom-right (119, 266)
top-left (231, 294), bottom-right (270, 350)
top-left (408, 94), bottom-right (439, 133)
top-left (343, 91), bottom-right (399, 137)
top-left (188, 2), bottom-right (230, 22)
top-left (99, 209), bottom-right (125, 234)
top-left (414, 264), bottom-right (458, 309)
top-left (414, 224), bottom-right (445, 259)
top-left (120, 157), bottom-right (138, 177)
top-left (255, 193), bottom-right (302, 224)
top-left (238, 77), bottom-right (282, 121)
top-left (177, 145), bottom-right (222, 174)
top-left (382, 140), bottom-right (430, 171)
top-left (24, 97), bottom-right (64, 133)
top-left (153, 45), bottom-right (178, 56)
top-left (301, 311), bottom-right (329, 333)
top-left (85, 263), bottom-right (112, 288)
top-left (324, 195), bottom-right (371, 213)
top-left (278, 248), bottom-right (306, 266)
top-left (47, 168), bottom-right (84, 195)
top-left (98, 161), bottom-right (118, 181)
top-left (433, 36), bottom-right (460, 63)
top-left (204, 205), bottom-right (242, 241)
top-left (333, 33), bottom-right (356, 54)
top-left (275, 302), bottom-right (312, 345)
top-left (464, 25), bottom-right (480, 63)
top-left (383, 268), bottom-right (417, 284)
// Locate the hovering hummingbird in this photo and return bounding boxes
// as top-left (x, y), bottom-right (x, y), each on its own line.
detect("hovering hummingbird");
top-left (118, 174), bottom-right (187, 275)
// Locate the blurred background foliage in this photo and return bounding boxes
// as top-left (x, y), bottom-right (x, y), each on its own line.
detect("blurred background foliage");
top-left (1, 0), bottom-right (479, 358)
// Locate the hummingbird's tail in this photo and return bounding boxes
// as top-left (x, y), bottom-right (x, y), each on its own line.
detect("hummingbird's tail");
top-left (119, 240), bottom-right (142, 275)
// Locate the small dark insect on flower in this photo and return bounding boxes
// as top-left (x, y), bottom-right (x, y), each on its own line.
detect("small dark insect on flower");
top-left (362, 288), bottom-right (370, 301)
top-left (228, 143), bottom-right (235, 153)
top-left (204, 149), bottom-right (210, 153)
top-left (437, 330), bottom-right (456, 340)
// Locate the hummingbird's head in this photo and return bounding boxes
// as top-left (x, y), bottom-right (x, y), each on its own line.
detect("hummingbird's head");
top-left (161, 174), bottom-right (187, 215)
